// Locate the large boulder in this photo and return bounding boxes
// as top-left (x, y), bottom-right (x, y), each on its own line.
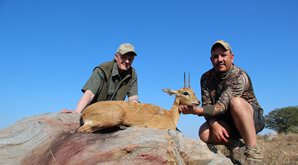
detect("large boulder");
top-left (0, 113), bottom-right (233, 165)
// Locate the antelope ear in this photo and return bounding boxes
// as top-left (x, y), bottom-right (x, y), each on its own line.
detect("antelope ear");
top-left (162, 89), bottom-right (178, 96)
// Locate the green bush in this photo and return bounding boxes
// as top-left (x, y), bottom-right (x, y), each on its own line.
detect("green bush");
top-left (265, 106), bottom-right (298, 133)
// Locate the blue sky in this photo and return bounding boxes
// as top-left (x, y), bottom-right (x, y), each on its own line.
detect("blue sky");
top-left (0, 0), bottom-right (297, 138)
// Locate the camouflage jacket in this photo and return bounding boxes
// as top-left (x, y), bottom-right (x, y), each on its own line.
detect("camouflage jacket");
top-left (200, 64), bottom-right (263, 116)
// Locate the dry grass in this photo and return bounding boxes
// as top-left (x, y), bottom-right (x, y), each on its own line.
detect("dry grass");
top-left (258, 133), bottom-right (298, 165)
top-left (215, 133), bottom-right (298, 165)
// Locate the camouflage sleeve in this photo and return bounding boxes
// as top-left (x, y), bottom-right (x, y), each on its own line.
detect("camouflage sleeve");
top-left (203, 73), bottom-right (248, 116)
top-left (200, 76), bottom-right (217, 122)
top-left (200, 75), bottom-right (212, 106)
top-left (200, 74), bottom-right (219, 117)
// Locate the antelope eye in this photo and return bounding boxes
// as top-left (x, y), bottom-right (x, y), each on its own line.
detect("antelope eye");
top-left (183, 91), bottom-right (189, 95)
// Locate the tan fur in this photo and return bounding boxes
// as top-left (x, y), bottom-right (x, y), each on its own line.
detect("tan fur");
top-left (78, 88), bottom-right (200, 133)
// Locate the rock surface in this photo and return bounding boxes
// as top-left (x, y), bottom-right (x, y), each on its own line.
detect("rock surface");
top-left (0, 113), bottom-right (233, 165)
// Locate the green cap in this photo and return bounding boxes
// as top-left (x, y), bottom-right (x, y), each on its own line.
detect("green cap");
top-left (211, 40), bottom-right (232, 53)
top-left (117, 43), bottom-right (137, 56)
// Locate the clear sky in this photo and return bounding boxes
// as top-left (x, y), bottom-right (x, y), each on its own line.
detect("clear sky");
top-left (0, 0), bottom-right (297, 138)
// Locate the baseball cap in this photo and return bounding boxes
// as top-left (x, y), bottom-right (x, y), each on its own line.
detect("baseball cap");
top-left (117, 43), bottom-right (137, 56)
top-left (211, 40), bottom-right (232, 53)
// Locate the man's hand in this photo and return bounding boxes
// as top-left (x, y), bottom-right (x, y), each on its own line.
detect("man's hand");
top-left (60, 109), bottom-right (80, 114)
top-left (178, 105), bottom-right (195, 114)
top-left (179, 105), bottom-right (204, 116)
top-left (210, 121), bottom-right (230, 143)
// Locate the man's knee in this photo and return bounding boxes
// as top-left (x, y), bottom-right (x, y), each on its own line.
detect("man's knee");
top-left (199, 123), bottom-right (210, 143)
top-left (230, 97), bottom-right (253, 115)
top-left (230, 97), bottom-right (244, 109)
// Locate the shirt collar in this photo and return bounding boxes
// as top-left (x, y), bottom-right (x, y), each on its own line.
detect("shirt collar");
top-left (111, 62), bottom-right (132, 79)
top-left (215, 64), bottom-right (235, 80)
top-left (111, 62), bottom-right (120, 77)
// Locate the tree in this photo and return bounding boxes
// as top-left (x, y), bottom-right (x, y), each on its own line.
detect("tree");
top-left (265, 106), bottom-right (298, 133)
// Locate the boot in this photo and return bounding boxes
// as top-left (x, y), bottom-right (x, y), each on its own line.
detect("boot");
top-left (244, 146), bottom-right (264, 165)
top-left (226, 139), bottom-right (246, 164)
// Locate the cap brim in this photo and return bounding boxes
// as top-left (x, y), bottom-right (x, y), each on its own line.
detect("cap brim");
top-left (120, 51), bottom-right (137, 56)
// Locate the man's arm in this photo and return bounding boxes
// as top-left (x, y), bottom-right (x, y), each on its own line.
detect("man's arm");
top-left (74, 89), bottom-right (95, 113)
top-left (127, 72), bottom-right (138, 103)
top-left (200, 73), bottom-right (248, 116)
top-left (61, 89), bottom-right (95, 113)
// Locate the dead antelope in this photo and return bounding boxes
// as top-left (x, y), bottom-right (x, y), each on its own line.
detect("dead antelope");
top-left (78, 73), bottom-right (200, 133)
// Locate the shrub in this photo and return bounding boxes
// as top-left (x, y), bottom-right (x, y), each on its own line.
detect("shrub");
top-left (265, 106), bottom-right (298, 133)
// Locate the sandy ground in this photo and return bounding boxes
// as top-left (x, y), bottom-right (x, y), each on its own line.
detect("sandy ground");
top-left (258, 133), bottom-right (298, 165)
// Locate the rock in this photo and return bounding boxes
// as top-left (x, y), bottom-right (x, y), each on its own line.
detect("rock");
top-left (0, 113), bottom-right (233, 165)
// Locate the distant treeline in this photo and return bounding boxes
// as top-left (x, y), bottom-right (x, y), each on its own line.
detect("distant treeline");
top-left (265, 106), bottom-right (298, 133)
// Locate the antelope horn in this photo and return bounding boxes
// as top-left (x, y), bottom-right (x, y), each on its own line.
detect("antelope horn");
top-left (184, 72), bottom-right (186, 88)
top-left (188, 72), bottom-right (191, 88)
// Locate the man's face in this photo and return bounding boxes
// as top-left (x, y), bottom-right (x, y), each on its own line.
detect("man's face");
top-left (210, 46), bottom-right (234, 72)
top-left (114, 53), bottom-right (135, 71)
